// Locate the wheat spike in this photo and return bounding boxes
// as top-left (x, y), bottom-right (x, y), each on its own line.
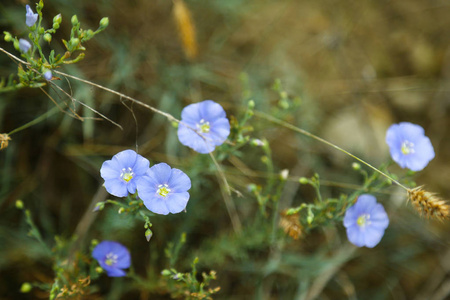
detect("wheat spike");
top-left (407, 186), bottom-right (450, 221)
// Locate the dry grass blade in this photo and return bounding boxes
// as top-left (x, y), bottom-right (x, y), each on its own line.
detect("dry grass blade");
top-left (407, 186), bottom-right (450, 221)
top-left (173, 0), bottom-right (198, 60)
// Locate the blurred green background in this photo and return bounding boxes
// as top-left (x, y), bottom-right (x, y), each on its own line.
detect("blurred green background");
top-left (1, 0), bottom-right (449, 299)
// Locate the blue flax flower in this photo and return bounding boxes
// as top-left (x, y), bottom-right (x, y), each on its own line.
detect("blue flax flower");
top-left (100, 150), bottom-right (150, 197)
top-left (177, 100), bottom-right (230, 154)
top-left (137, 163), bottom-right (191, 215)
top-left (25, 5), bottom-right (38, 27)
top-left (343, 194), bottom-right (389, 248)
top-left (19, 39), bottom-right (31, 52)
top-left (92, 241), bottom-right (131, 277)
top-left (385, 122), bottom-right (435, 171)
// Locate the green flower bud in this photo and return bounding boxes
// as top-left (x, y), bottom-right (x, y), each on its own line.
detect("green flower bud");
top-left (71, 15), bottom-right (79, 26)
top-left (13, 39), bottom-right (20, 51)
top-left (145, 229), bottom-right (153, 242)
top-left (248, 99), bottom-right (255, 109)
top-left (299, 177), bottom-right (309, 184)
top-left (351, 162), bottom-right (361, 170)
top-left (95, 266), bottom-right (103, 274)
top-left (20, 283), bottom-right (32, 293)
top-left (4, 31), bottom-right (12, 42)
top-left (15, 200), bottom-right (24, 210)
top-left (53, 14), bottom-right (62, 25)
top-left (52, 22), bottom-right (60, 30)
top-left (99, 17), bottom-right (109, 29)
top-left (161, 269), bottom-right (172, 276)
top-left (38, 27), bottom-right (44, 35)
top-left (44, 33), bottom-right (52, 43)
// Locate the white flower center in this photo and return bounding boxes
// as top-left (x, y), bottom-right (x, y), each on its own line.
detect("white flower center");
top-left (105, 252), bottom-right (118, 266)
top-left (197, 119), bottom-right (210, 133)
top-left (120, 167), bottom-right (134, 182)
top-left (401, 140), bottom-right (415, 155)
top-left (157, 184), bottom-right (171, 197)
top-left (357, 214), bottom-right (371, 227)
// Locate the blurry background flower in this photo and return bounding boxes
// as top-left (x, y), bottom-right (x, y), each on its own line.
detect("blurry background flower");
top-left (137, 163), bottom-right (191, 215)
top-left (386, 122), bottom-right (435, 171)
top-left (343, 194), bottom-right (389, 248)
top-left (25, 5), bottom-right (38, 27)
top-left (92, 241), bottom-right (131, 277)
top-left (177, 100), bottom-right (230, 154)
top-left (18, 39), bottom-right (31, 52)
top-left (100, 149), bottom-right (150, 197)
top-left (43, 70), bottom-right (52, 81)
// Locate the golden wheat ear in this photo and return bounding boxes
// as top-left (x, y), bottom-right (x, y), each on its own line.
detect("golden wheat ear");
top-left (407, 186), bottom-right (450, 221)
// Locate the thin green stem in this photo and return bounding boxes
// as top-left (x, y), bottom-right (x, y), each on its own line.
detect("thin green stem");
top-left (8, 105), bottom-right (59, 135)
top-left (254, 111), bottom-right (408, 191)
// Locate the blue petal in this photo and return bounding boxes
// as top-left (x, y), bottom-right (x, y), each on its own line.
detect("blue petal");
top-left (209, 118), bottom-right (230, 146)
top-left (198, 100), bottom-right (226, 121)
top-left (126, 180), bottom-right (137, 194)
top-left (136, 176), bottom-right (158, 201)
top-left (166, 192), bottom-right (190, 214)
top-left (168, 168), bottom-right (191, 192)
top-left (133, 154), bottom-right (150, 175)
top-left (100, 159), bottom-right (121, 180)
top-left (104, 178), bottom-right (128, 197)
top-left (363, 226), bottom-right (384, 248)
top-left (181, 102), bottom-right (202, 123)
top-left (346, 226), bottom-right (365, 247)
top-left (113, 150), bottom-right (138, 170)
top-left (105, 267), bottom-right (127, 277)
top-left (143, 197), bottom-right (170, 215)
top-left (177, 124), bottom-right (214, 153)
top-left (148, 163), bottom-right (172, 183)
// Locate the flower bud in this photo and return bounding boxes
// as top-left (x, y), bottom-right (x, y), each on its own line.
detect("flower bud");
top-left (351, 162), bottom-right (361, 170)
top-left (18, 39), bottom-right (31, 52)
top-left (248, 99), bottom-right (255, 109)
top-left (280, 169), bottom-right (289, 180)
top-left (4, 31), bottom-right (12, 42)
top-left (43, 33), bottom-right (52, 43)
top-left (43, 70), bottom-right (52, 81)
top-left (71, 15), bottom-right (79, 26)
top-left (20, 283), bottom-right (32, 293)
top-left (15, 200), bottom-right (24, 210)
top-left (99, 17), bottom-right (109, 29)
top-left (53, 13), bottom-right (62, 25)
top-left (161, 269), bottom-right (171, 276)
top-left (299, 177), bottom-right (309, 184)
top-left (145, 229), bottom-right (153, 242)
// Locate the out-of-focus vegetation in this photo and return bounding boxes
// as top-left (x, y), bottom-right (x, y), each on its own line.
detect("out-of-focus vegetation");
top-left (1, 0), bottom-right (449, 299)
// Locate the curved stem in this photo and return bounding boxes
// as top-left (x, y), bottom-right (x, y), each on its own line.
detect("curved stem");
top-left (254, 110), bottom-right (408, 191)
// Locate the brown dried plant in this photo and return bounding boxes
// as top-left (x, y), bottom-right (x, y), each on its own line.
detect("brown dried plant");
top-left (407, 186), bottom-right (450, 221)
top-left (0, 133), bottom-right (11, 150)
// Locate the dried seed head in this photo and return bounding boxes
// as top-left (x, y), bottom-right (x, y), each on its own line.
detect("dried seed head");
top-left (173, 0), bottom-right (198, 60)
top-left (407, 186), bottom-right (449, 221)
top-left (279, 210), bottom-right (303, 240)
top-left (0, 134), bottom-right (11, 150)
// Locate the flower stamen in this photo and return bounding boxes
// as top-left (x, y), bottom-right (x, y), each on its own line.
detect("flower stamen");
top-left (120, 167), bottom-right (134, 182)
top-left (157, 184), bottom-right (171, 197)
top-left (197, 119), bottom-right (210, 133)
top-left (401, 140), bottom-right (415, 155)
top-left (357, 214), bottom-right (371, 227)
top-left (105, 252), bottom-right (118, 266)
